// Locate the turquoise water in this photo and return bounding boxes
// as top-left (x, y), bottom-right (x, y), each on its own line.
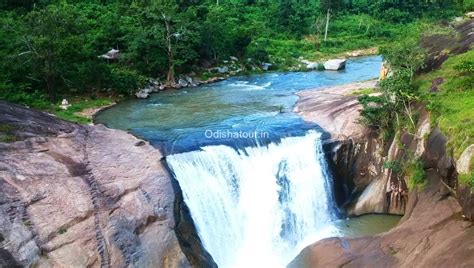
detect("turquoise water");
top-left (95, 56), bottom-right (382, 153)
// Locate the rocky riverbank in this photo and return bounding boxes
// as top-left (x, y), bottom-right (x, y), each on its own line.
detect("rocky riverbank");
top-left (292, 80), bottom-right (474, 267)
top-left (0, 101), bottom-right (215, 267)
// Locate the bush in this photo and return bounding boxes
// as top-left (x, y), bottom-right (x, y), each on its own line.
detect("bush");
top-left (406, 159), bottom-right (426, 190)
top-left (108, 67), bottom-right (147, 95)
top-left (454, 60), bottom-right (474, 74)
top-left (0, 83), bottom-right (50, 109)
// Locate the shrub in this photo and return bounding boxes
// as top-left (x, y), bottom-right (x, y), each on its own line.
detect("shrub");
top-left (108, 67), bottom-right (147, 95)
top-left (406, 159), bottom-right (426, 190)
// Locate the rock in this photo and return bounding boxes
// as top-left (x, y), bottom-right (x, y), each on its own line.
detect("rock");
top-left (0, 101), bottom-right (218, 267)
top-left (261, 62), bottom-right (272, 71)
top-left (178, 78), bottom-right (189, 88)
top-left (295, 80), bottom-right (378, 140)
top-left (135, 90), bottom-right (149, 99)
top-left (458, 185), bottom-right (474, 220)
top-left (324, 59), bottom-right (347, 71)
top-left (216, 66), bottom-right (229, 74)
top-left (457, 144), bottom-right (474, 174)
top-left (467, 12), bottom-right (474, 18)
top-left (289, 170), bottom-right (474, 267)
top-left (229, 56), bottom-right (238, 62)
top-left (300, 59), bottom-right (320, 70)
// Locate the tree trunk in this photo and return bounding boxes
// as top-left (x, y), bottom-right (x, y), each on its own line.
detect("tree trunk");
top-left (324, 8), bottom-right (330, 42)
top-left (164, 17), bottom-right (176, 87)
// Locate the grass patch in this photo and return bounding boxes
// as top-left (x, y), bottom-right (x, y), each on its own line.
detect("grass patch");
top-left (416, 50), bottom-right (474, 158)
top-left (348, 88), bottom-right (377, 96)
top-left (51, 98), bottom-right (113, 124)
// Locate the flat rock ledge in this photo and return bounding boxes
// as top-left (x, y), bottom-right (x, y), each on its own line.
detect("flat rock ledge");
top-left (294, 79), bottom-right (377, 141)
top-left (0, 101), bottom-right (196, 267)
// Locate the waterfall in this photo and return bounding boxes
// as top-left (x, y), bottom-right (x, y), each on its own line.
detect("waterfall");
top-left (167, 130), bottom-right (339, 267)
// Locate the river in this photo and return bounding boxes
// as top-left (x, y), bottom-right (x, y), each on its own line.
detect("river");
top-left (95, 55), bottom-right (400, 267)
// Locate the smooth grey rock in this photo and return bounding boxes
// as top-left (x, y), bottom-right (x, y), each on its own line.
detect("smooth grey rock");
top-left (324, 59), bottom-right (347, 70)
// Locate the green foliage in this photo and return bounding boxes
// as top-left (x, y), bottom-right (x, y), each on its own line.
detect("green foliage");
top-left (0, 0), bottom-right (466, 119)
top-left (349, 88), bottom-right (376, 96)
top-left (416, 50), bottom-right (474, 158)
top-left (358, 94), bottom-right (393, 131)
top-left (406, 159), bottom-right (426, 190)
top-left (380, 38), bottom-right (426, 75)
top-left (108, 67), bottom-right (147, 95)
top-left (454, 60), bottom-right (474, 74)
top-left (384, 160), bottom-right (402, 174)
top-left (359, 35), bottom-right (427, 138)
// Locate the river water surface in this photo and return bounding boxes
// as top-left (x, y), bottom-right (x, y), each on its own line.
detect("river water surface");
top-left (95, 56), bottom-right (400, 267)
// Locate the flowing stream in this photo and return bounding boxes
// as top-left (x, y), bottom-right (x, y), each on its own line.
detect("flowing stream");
top-left (95, 56), bottom-right (400, 267)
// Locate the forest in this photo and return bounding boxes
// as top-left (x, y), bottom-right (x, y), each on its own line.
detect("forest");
top-left (0, 0), bottom-right (471, 109)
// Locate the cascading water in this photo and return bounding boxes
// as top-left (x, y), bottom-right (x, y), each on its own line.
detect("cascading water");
top-left (167, 130), bottom-right (340, 267)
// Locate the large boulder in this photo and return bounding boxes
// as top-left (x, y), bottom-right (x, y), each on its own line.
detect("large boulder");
top-left (324, 59), bottom-right (347, 71)
top-left (0, 101), bottom-right (215, 267)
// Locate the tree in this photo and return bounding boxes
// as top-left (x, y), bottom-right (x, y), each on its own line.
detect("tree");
top-left (154, 1), bottom-right (199, 86)
top-left (319, 0), bottom-right (344, 12)
top-left (20, 4), bottom-right (87, 99)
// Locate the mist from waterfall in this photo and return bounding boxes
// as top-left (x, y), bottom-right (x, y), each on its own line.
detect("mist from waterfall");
top-left (167, 130), bottom-right (339, 267)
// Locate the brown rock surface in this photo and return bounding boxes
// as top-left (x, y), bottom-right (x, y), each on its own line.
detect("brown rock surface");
top-left (294, 80), bottom-right (377, 141)
top-left (288, 170), bottom-right (474, 267)
top-left (0, 101), bottom-right (190, 267)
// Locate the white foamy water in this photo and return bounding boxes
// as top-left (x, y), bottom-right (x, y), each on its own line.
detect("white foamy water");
top-left (167, 131), bottom-right (339, 267)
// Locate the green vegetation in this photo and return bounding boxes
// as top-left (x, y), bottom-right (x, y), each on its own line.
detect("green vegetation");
top-left (358, 18), bottom-right (473, 190)
top-left (348, 87), bottom-right (376, 96)
top-left (417, 50), bottom-right (474, 158)
top-left (53, 98), bottom-right (114, 124)
top-left (405, 159), bottom-right (426, 190)
top-left (0, 0), bottom-right (467, 115)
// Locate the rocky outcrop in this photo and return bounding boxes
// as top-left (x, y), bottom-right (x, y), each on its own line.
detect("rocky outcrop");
top-left (295, 80), bottom-right (377, 141)
top-left (0, 101), bottom-right (215, 267)
top-left (295, 82), bottom-right (441, 216)
top-left (292, 81), bottom-right (474, 267)
top-left (288, 167), bottom-right (474, 267)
